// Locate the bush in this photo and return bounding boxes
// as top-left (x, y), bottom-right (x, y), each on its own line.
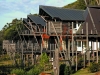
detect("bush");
top-left (11, 69), bottom-right (25, 75)
top-left (77, 57), bottom-right (84, 67)
top-left (59, 64), bottom-right (66, 75)
top-left (88, 63), bottom-right (100, 73)
top-left (0, 54), bottom-right (10, 61)
top-left (59, 64), bottom-right (72, 75)
top-left (26, 69), bottom-right (33, 75)
top-left (51, 72), bottom-right (54, 75)
top-left (64, 66), bottom-right (72, 75)
top-left (26, 66), bottom-right (42, 75)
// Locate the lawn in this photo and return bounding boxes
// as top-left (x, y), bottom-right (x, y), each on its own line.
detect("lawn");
top-left (0, 60), bottom-right (13, 66)
top-left (72, 68), bottom-right (95, 75)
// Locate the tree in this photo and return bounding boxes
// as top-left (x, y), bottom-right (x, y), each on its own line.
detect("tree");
top-left (3, 18), bottom-right (23, 40)
top-left (77, 0), bottom-right (86, 9)
top-left (64, 66), bottom-right (71, 75)
top-left (39, 53), bottom-right (49, 71)
top-left (63, 0), bottom-right (97, 10)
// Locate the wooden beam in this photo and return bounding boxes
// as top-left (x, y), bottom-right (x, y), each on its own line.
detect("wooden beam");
top-left (86, 22), bottom-right (90, 66)
top-left (96, 39), bottom-right (98, 63)
top-left (75, 40), bottom-right (77, 71)
top-left (72, 22), bottom-right (74, 65)
top-left (32, 43), bottom-right (34, 65)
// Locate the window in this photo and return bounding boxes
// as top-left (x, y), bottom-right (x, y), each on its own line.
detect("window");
top-left (74, 22), bottom-right (76, 28)
top-left (77, 41), bottom-right (81, 47)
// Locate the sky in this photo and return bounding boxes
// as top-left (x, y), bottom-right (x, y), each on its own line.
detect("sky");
top-left (0, 0), bottom-right (76, 30)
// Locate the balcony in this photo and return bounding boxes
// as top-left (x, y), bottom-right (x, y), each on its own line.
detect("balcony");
top-left (20, 30), bottom-right (46, 36)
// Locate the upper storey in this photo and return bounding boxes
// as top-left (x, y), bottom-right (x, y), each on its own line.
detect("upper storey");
top-left (39, 5), bottom-right (85, 21)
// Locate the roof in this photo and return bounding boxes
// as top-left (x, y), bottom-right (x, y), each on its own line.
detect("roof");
top-left (27, 15), bottom-right (46, 26)
top-left (84, 6), bottom-right (100, 19)
top-left (23, 18), bottom-right (30, 26)
top-left (81, 7), bottom-right (100, 34)
top-left (39, 5), bottom-right (85, 21)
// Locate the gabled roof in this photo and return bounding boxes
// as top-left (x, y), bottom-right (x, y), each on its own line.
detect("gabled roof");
top-left (82, 7), bottom-right (100, 34)
top-left (27, 15), bottom-right (46, 26)
top-left (39, 5), bottom-right (85, 21)
top-left (84, 6), bottom-right (100, 20)
top-left (23, 18), bottom-right (30, 26)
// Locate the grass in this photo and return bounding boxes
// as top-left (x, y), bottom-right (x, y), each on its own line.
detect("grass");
top-left (72, 68), bottom-right (95, 75)
top-left (0, 60), bottom-right (13, 66)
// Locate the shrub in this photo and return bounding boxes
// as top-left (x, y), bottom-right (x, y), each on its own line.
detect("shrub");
top-left (26, 66), bottom-right (42, 75)
top-left (88, 63), bottom-right (100, 73)
top-left (59, 64), bottom-right (66, 75)
top-left (77, 57), bottom-right (84, 67)
top-left (64, 66), bottom-right (72, 75)
top-left (51, 72), bottom-right (54, 75)
top-left (26, 68), bottom-right (34, 75)
top-left (11, 69), bottom-right (25, 75)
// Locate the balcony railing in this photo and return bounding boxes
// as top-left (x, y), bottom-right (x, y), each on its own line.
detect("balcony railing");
top-left (20, 30), bottom-right (46, 35)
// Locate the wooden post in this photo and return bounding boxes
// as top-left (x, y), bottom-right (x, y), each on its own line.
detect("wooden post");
top-left (68, 40), bottom-right (70, 60)
top-left (65, 39), bottom-right (69, 65)
top-left (50, 44), bottom-right (51, 58)
top-left (86, 22), bottom-right (90, 66)
top-left (54, 49), bottom-right (59, 75)
top-left (84, 22), bottom-right (89, 68)
top-left (99, 0), bottom-right (100, 5)
top-left (91, 40), bottom-right (92, 61)
top-left (82, 41), bottom-right (83, 56)
top-left (72, 22), bottom-right (74, 66)
top-left (92, 41), bottom-right (94, 62)
top-left (32, 43), bottom-right (34, 65)
top-left (41, 43), bottom-right (42, 55)
top-left (96, 39), bottom-right (98, 63)
top-left (21, 42), bottom-right (24, 67)
top-left (75, 40), bottom-right (77, 71)
top-left (34, 54), bottom-right (36, 65)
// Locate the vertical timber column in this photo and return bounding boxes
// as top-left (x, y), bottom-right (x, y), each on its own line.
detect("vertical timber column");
top-left (50, 44), bottom-right (51, 58)
top-left (34, 54), bottom-right (36, 65)
top-left (86, 22), bottom-right (89, 66)
top-left (31, 43), bottom-right (34, 65)
top-left (99, 0), bottom-right (100, 5)
top-left (91, 40), bottom-right (92, 61)
top-left (92, 41), bottom-right (94, 62)
top-left (75, 39), bottom-right (77, 71)
top-left (72, 22), bottom-right (74, 65)
top-left (41, 43), bottom-right (42, 55)
top-left (65, 38), bottom-right (69, 65)
top-left (54, 49), bottom-right (59, 75)
top-left (96, 38), bottom-right (98, 63)
top-left (82, 41), bottom-right (83, 56)
top-left (21, 42), bottom-right (24, 67)
top-left (68, 39), bottom-right (70, 60)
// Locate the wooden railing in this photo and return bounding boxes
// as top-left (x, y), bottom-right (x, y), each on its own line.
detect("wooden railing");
top-left (20, 30), bottom-right (46, 35)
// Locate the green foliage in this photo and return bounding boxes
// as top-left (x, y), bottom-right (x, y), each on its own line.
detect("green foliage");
top-left (63, 0), bottom-right (97, 10)
top-left (26, 53), bottom-right (49, 75)
top-left (11, 69), bottom-right (25, 75)
top-left (59, 64), bottom-right (66, 75)
top-left (27, 65), bottom-right (42, 75)
top-left (63, 0), bottom-right (86, 10)
top-left (88, 62), bottom-right (100, 73)
top-left (3, 18), bottom-right (23, 40)
top-left (64, 66), bottom-right (72, 75)
top-left (77, 55), bottom-right (84, 67)
top-left (51, 72), bottom-right (54, 75)
top-left (59, 64), bottom-right (72, 75)
top-left (39, 53), bottom-right (49, 69)
top-left (76, 0), bottom-right (86, 9)
top-left (0, 54), bottom-right (10, 61)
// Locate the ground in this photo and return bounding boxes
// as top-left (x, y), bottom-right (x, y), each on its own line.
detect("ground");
top-left (72, 68), bottom-right (95, 75)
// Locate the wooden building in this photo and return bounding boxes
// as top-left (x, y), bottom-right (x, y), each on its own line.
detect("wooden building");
top-left (2, 5), bottom-right (85, 66)
top-left (3, 5), bottom-right (100, 71)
